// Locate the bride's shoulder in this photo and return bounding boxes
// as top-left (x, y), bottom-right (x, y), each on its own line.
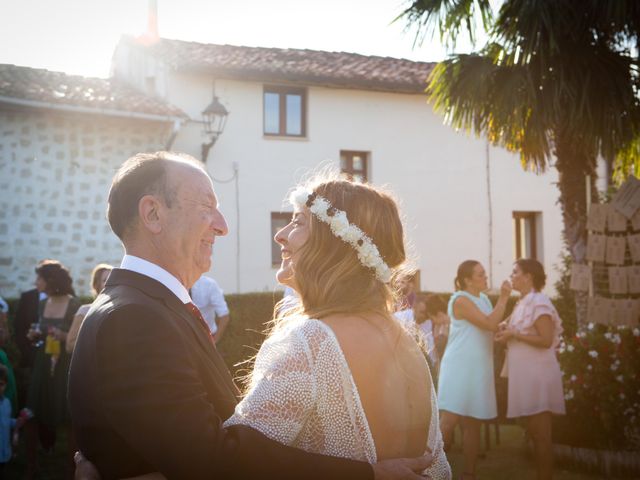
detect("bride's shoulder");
top-left (268, 316), bottom-right (335, 345)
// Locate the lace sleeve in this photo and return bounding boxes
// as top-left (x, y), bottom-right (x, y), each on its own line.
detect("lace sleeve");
top-left (224, 323), bottom-right (317, 446)
top-left (423, 373), bottom-right (452, 479)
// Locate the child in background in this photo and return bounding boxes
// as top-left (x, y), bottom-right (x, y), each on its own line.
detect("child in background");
top-left (0, 364), bottom-right (23, 478)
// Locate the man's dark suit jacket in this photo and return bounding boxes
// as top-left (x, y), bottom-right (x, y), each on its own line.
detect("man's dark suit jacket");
top-left (13, 288), bottom-right (39, 368)
top-left (68, 268), bottom-right (372, 480)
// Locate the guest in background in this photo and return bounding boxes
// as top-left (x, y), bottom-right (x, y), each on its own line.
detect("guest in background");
top-left (189, 275), bottom-right (230, 344)
top-left (25, 260), bottom-right (80, 480)
top-left (66, 264), bottom-right (113, 354)
top-left (437, 260), bottom-right (511, 480)
top-left (423, 294), bottom-right (450, 363)
top-left (395, 273), bottom-right (416, 312)
top-left (0, 350), bottom-right (16, 417)
top-left (12, 262), bottom-right (48, 410)
top-left (495, 259), bottom-right (565, 480)
top-left (394, 293), bottom-right (438, 372)
top-left (0, 364), bottom-right (23, 478)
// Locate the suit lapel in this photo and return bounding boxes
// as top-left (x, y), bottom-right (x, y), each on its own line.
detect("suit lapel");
top-left (106, 269), bottom-right (240, 403)
top-left (163, 299), bottom-right (240, 397)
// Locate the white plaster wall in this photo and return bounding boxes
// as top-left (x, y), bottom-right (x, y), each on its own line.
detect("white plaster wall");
top-left (166, 74), bottom-right (565, 296)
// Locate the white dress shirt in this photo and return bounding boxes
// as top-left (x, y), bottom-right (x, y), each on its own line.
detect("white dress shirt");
top-left (120, 255), bottom-right (191, 304)
top-left (189, 275), bottom-right (229, 334)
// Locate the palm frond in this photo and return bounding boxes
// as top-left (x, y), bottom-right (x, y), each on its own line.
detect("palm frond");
top-left (395, 0), bottom-right (493, 49)
top-left (428, 50), bottom-right (552, 170)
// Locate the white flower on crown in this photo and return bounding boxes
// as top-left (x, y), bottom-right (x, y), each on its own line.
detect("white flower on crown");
top-left (342, 225), bottom-right (362, 244)
top-left (291, 188), bottom-right (310, 207)
top-left (329, 211), bottom-right (350, 233)
top-left (290, 186), bottom-right (393, 282)
top-left (310, 198), bottom-right (330, 219)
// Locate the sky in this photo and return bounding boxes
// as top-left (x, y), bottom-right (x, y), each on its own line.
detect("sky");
top-left (0, 0), bottom-right (479, 78)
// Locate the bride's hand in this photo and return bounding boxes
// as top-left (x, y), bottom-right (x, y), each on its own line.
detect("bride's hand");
top-left (74, 452), bottom-right (167, 480)
top-left (74, 452), bottom-right (100, 480)
top-left (372, 452), bottom-right (434, 480)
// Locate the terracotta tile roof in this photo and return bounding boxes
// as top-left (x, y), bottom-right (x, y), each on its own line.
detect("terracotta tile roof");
top-left (128, 37), bottom-right (434, 94)
top-left (0, 64), bottom-right (186, 119)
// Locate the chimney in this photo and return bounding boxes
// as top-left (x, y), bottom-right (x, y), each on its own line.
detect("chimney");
top-left (147, 0), bottom-right (159, 40)
top-left (136, 0), bottom-right (159, 46)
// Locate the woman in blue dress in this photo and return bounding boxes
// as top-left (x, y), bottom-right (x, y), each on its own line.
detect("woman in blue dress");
top-left (437, 260), bottom-right (511, 479)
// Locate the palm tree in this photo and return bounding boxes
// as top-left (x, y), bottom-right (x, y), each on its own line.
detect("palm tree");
top-left (400, 0), bottom-right (640, 322)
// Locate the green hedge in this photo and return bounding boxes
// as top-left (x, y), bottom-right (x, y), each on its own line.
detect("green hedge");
top-left (216, 291), bottom-right (283, 381)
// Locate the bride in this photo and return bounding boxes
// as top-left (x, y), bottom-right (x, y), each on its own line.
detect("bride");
top-left (79, 172), bottom-right (450, 479)
top-left (223, 173), bottom-right (449, 477)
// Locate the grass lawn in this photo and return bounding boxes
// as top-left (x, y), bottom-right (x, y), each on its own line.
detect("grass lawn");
top-left (5, 427), bottom-right (70, 480)
top-left (447, 424), bottom-right (612, 480)
top-left (5, 423), bottom-right (618, 479)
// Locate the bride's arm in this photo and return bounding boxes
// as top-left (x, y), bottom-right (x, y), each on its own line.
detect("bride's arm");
top-left (74, 453), bottom-right (166, 480)
top-left (224, 325), bottom-right (317, 446)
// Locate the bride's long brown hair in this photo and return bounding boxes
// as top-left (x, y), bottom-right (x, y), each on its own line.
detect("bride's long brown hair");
top-left (275, 172), bottom-right (411, 323)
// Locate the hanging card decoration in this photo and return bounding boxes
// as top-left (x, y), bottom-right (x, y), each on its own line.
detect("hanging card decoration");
top-left (608, 266), bottom-right (628, 294)
top-left (605, 236), bottom-right (626, 265)
top-left (627, 265), bottom-right (640, 294)
top-left (607, 207), bottom-right (628, 232)
top-left (604, 298), bottom-right (619, 326)
top-left (586, 233), bottom-right (606, 262)
top-left (570, 264), bottom-right (591, 292)
top-left (587, 203), bottom-right (608, 232)
top-left (612, 175), bottom-right (640, 219)
top-left (632, 208), bottom-right (640, 231)
top-left (615, 299), bottom-right (640, 327)
top-left (628, 233), bottom-right (640, 263)
top-left (587, 296), bottom-right (610, 325)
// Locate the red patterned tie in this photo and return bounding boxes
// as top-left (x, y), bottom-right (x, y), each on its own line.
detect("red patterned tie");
top-left (186, 302), bottom-right (215, 346)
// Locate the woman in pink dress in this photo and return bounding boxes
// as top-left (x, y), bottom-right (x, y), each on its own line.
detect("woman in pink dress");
top-left (495, 259), bottom-right (565, 480)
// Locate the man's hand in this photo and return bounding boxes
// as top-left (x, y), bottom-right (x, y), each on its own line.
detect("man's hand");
top-left (372, 453), bottom-right (433, 480)
top-left (74, 452), bottom-right (101, 480)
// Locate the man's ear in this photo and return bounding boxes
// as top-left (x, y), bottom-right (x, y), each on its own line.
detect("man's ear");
top-left (138, 194), bottom-right (163, 234)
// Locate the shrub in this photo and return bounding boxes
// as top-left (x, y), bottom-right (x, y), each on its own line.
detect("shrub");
top-left (554, 324), bottom-right (640, 450)
top-left (216, 291), bottom-right (283, 381)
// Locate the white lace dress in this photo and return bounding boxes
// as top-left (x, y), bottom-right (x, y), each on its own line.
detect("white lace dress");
top-left (224, 317), bottom-right (451, 479)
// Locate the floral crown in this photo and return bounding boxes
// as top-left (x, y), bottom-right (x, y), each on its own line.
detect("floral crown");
top-left (290, 186), bottom-right (393, 283)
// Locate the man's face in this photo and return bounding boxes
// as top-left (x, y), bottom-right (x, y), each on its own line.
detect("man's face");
top-left (159, 164), bottom-right (228, 287)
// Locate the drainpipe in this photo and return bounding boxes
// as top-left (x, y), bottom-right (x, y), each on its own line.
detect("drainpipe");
top-left (486, 141), bottom-right (494, 288)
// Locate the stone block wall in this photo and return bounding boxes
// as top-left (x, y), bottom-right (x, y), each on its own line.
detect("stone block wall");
top-left (0, 109), bottom-right (170, 296)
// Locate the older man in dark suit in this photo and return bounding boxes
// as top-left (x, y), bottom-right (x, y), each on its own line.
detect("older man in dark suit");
top-left (69, 152), bottom-right (429, 480)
